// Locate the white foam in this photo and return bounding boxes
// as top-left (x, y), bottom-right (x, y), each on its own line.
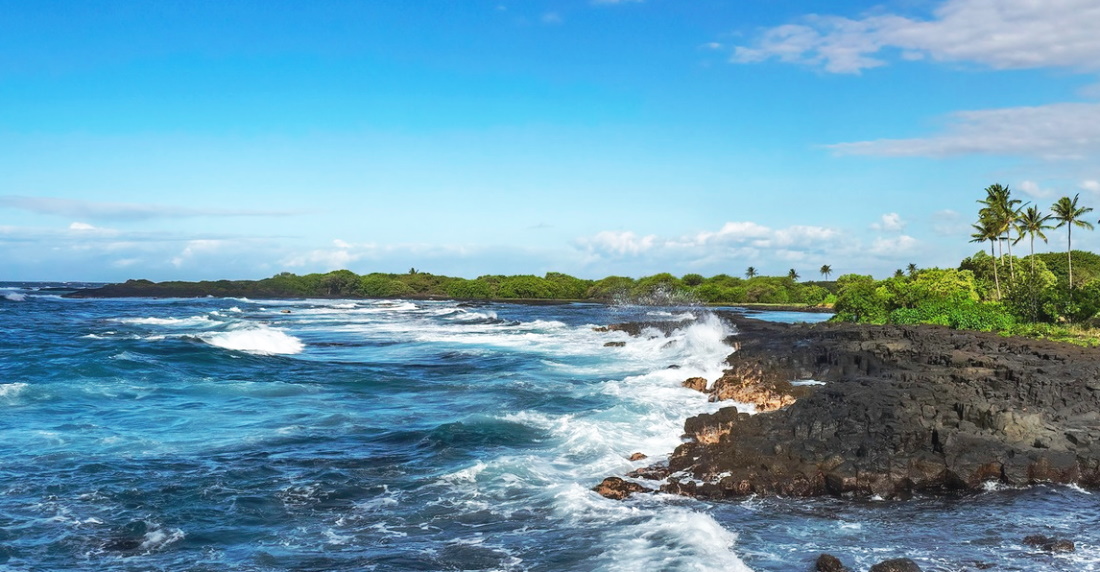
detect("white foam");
top-left (139, 527), bottom-right (186, 552)
top-left (601, 507), bottom-right (752, 571)
top-left (3, 292), bottom-right (26, 301)
top-left (200, 325), bottom-right (304, 355)
top-left (114, 315), bottom-right (213, 327)
top-left (0, 382), bottom-right (28, 399)
top-left (791, 379), bottom-right (826, 386)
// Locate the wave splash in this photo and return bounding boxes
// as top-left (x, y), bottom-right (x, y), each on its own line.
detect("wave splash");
top-left (199, 325), bottom-right (304, 355)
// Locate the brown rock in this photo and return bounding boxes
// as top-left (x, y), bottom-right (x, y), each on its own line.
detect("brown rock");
top-left (814, 553), bottom-right (849, 572)
top-left (593, 477), bottom-right (648, 500)
top-left (1023, 534), bottom-right (1075, 552)
top-left (628, 452), bottom-right (647, 461)
top-left (682, 377), bottom-right (708, 392)
top-left (603, 341), bottom-right (626, 348)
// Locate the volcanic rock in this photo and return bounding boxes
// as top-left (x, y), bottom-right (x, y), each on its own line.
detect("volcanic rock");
top-left (593, 477), bottom-right (649, 500)
top-left (814, 553), bottom-right (850, 571)
top-left (661, 313), bottom-right (1100, 499)
top-left (1022, 534), bottom-right (1075, 552)
top-left (868, 558), bottom-right (922, 572)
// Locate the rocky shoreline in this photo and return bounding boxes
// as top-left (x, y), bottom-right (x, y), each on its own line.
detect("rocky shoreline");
top-left (600, 311), bottom-right (1100, 500)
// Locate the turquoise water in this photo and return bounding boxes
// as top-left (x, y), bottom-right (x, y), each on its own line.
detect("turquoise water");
top-left (0, 286), bottom-right (1097, 571)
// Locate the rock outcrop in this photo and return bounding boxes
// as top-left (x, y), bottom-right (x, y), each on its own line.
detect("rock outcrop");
top-left (662, 313), bottom-right (1100, 499)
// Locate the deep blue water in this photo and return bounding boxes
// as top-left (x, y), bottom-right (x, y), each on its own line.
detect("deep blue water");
top-left (0, 285), bottom-right (1097, 571)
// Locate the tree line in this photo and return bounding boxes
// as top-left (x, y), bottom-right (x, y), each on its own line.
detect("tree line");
top-left (831, 184), bottom-right (1100, 344)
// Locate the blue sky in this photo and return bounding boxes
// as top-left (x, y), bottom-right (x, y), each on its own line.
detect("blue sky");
top-left (3, 0), bottom-right (1100, 281)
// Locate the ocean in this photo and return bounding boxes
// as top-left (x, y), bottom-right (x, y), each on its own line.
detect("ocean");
top-left (1, 284), bottom-right (1097, 571)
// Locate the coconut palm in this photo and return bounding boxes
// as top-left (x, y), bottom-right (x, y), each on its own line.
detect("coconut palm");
top-left (906, 263), bottom-right (918, 278)
top-left (1014, 205), bottom-right (1053, 274)
top-left (788, 269), bottom-right (800, 281)
top-left (978, 183), bottom-right (1024, 281)
top-left (1051, 194), bottom-right (1094, 289)
top-left (819, 264), bottom-right (832, 280)
top-left (745, 266), bottom-right (757, 279)
top-left (970, 218), bottom-right (1002, 299)
top-left (893, 269), bottom-right (905, 278)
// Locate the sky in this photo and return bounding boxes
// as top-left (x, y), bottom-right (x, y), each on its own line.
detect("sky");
top-left (4, 0), bottom-right (1100, 282)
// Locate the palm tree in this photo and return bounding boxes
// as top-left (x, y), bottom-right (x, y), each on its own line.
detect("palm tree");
top-left (1014, 205), bottom-right (1053, 274)
top-left (978, 183), bottom-right (1024, 281)
top-left (893, 269), bottom-right (905, 278)
top-left (745, 266), bottom-right (757, 279)
top-left (788, 269), bottom-right (800, 281)
top-left (1051, 194), bottom-right (1094, 289)
top-left (906, 263), bottom-right (918, 278)
top-left (970, 219), bottom-right (1002, 299)
top-left (819, 264), bottom-right (832, 280)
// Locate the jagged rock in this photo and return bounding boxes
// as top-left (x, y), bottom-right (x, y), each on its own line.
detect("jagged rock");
top-left (628, 452), bottom-right (648, 461)
top-left (604, 341), bottom-right (626, 348)
top-left (682, 377), bottom-right (708, 392)
top-left (593, 477), bottom-right (649, 500)
top-left (814, 553), bottom-right (849, 571)
top-left (659, 313), bottom-right (1100, 499)
top-left (1023, 534), bottom-right (1076, 552)
top-left (868, 558), bottom-right (922, 572)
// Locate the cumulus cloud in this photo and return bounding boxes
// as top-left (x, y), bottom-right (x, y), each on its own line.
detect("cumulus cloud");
top-left (732, 0), bottom-right (1100, 74)
top-left (576, 230), bottom-right (658, 256)
top-left (870, 213), bottom-right (906, 232)
top-left (869, 235), bottom-right (919, 256)
top-left (1018, 180), bottom-right (1055, 199)
top-left (1081, 180), bottom-right (1100, 194)
top-left (0, 195), bottom-right (303, 221)
top-left (827, 103), bottom-right (1100, 159)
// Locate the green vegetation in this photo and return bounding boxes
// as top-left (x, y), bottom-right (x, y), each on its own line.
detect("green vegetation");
top-left (85, 269), bottom-right (837, 306)
top-left (833, 183), bottom-right (1100, 346)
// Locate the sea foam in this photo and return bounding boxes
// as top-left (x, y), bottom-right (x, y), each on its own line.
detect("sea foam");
top-left (3, 292), bottom-right (26, 301)
top-left (200, 325), bottom-right (304, 355)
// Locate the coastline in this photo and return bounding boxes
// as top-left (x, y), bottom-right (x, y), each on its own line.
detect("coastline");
top-left (608, 311), bottom-right (1100, 501)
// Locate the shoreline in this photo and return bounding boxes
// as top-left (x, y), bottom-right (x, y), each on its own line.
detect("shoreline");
top-left (606, 312), bottom-right (1100, 501)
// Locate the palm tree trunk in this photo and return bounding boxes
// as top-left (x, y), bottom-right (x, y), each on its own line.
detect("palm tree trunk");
top-left (1068, 226), bottom-right (1074, 290)
top-left (991, 241), bottom-right (1001, 299)
top-left (1006, 233), bottom-right (1015, 281)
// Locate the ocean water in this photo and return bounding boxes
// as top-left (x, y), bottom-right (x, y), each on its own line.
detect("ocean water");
top-left (0, 284), bottom-right (1097, 571)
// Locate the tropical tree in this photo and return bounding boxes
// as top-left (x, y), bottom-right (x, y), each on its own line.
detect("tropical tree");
top-left (906, 263), bottom-right (918, 278)
top-left (820, 264), bottom-right (832, 280)
top-left (1014, 205), bottom-right (1053, 274)
top-left (893, 269), bottom-right (905, 278)
top-left (1051, 194), bottom-right (1095, 289)
top-left (745, 267), bottom-right (757, 279)
top-left (978, 183), bottom-right (1024, 281)
top-left (970, 218), bottom-right (1002, 299)
top-left (788, 269), bottom-right (800, 281)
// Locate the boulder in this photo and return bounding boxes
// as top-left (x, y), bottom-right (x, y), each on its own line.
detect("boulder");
top-left (868, 558), bottom-right (922, 572)
top-left (592, 477), bottom-right (649, 500)
top-left (814, 553), bottom-right (849, 571)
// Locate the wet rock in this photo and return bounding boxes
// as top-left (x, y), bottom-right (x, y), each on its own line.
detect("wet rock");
top-left (814, 553), bottom-right (849, 571)
top-left (593, 477), bottom-right (649, 500)
top-left (682, 377), bottom-right (708, 392)
top-left (1023, 534), bottom-right (1075, 552)
top-left (628, 452), bottom-right (647, 461)
top-left (868, 558), bottom-right (922, 572)
top-left (626, 464), bottom-right (669, 481)
top-left (658, 313), bottom-right (1100, 499)
top-left (603, 341), bottom-right (626, 348)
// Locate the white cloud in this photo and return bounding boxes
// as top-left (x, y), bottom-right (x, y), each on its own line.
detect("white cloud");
top-left (870, 213), bottom-right (906, 232)
top-left (869, 235), bottom-right (919, 256)
top-left (0, 195), bottom-right (303, 221)
top-left (732, 0), bottom-right (1100, 74)
top-left (1018, 180), bottom-right (1055, 198)
top-left (1081, 180), bottom-right (1100, 194)
top-left (69, 222), bottom-right (98, 231)
top-left (931, 209), bottom-right (968, 236)
top-left (333, 239), bottom-right (352, 249)
top-left (827, 103), bottom-right (1100, 159)
top-left (576, 230), bottom-right (657, 256)
top-left (171, 240), bottom-right (224, 268)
